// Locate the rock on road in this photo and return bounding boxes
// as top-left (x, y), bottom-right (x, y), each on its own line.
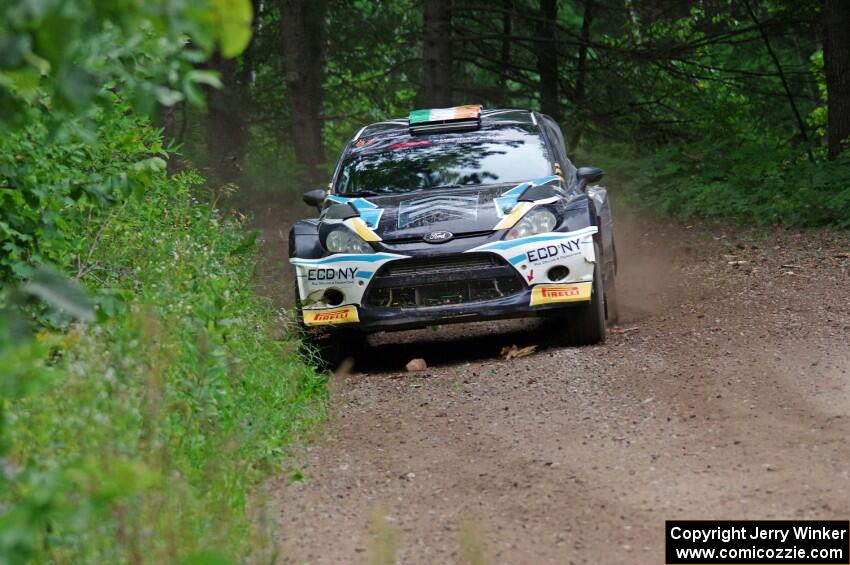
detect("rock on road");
top-left (273, 216), bottom-right (850, 564)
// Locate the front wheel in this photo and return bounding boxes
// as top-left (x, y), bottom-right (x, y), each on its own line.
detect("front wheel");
top-left (293, 280), bottom-right (366, 369)
top-left (603, 264), bottom-right (619, 326)
top-left (302, 329), bottom-right (364, 370)
top-left (560, 244), bottom-right (607, 346)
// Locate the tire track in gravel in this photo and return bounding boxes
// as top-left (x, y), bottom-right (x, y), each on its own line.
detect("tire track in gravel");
top-left (270, 212), bottom-right (850, 564)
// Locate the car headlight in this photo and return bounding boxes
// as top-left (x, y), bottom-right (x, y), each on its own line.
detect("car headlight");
top-left (505, 208), bottom-right (557, 240)
top-left (325, 226), bottom-right (373, 254)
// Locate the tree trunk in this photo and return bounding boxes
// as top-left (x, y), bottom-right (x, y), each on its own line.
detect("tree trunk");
top-left (280, 0), bottom-right (326, 182)
top-left (237, 0), bottom-right (262, 88)
top-left (744, 0), bottom-right (814, 162)
top-left (498, 0), bottom-right (513, 97)
top-left (207, 52), bottom-right (247, 183)
top-left (823, 0), bottom-right (850, 159)
top-left (569, 0), bottom-right (594, 149)
top-left (536, 0), bottom-right (560, 123)
top-left (423, 0), bottom-right (453, 107)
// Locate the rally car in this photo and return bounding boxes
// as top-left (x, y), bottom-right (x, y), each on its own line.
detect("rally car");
top-left (289, 105), bottom-right (617, 362)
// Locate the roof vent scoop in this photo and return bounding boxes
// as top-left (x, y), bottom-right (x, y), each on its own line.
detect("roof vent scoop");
top-left (408, 104), bottom-right (483, 135)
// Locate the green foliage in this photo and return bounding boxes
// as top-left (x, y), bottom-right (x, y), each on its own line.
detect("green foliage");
top-left (807, 49), bottom-right (827, 138)
top-left (585, 139), bottom-right (850, 227)
top-left (323, 0), bottom-right (420, 155)
top-left (563, 1), bottom-right (850, 226)
top-left (0, 0), bottom-right (253, 129)
top-left (0, 148), bottom-right (325, 562)
top-left (192, 0), bottom-right (848, 228)
top-left (212, 0), bottom-right (254, 58)
top-left (0, 95), bottom-right (167, 282)
top-left (0, 1), bottom-right (323, 562)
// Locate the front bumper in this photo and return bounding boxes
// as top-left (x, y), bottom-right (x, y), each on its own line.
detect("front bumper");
top-left (351, 282), bottom-right (591, 331)
top-left (291, 226), bottom-right (598, 331)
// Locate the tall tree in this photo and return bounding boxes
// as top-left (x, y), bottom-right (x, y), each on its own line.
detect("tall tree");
top-left (423, 0), bottom-right (453, 107)
top-left (536, 0), bottom-right (560, 122)
top-left (744, 0), bottom-right (814, 162)
top-left (569, 0), bottom-right (594, 149)
top-left (498, 0), bottom-right (513, 96)
top-left (280, 0), bottom-right (326, 182)
top-left (823, 0), bottom-right (850, 159)
top-left (207, 52), bottom-right (247, 182)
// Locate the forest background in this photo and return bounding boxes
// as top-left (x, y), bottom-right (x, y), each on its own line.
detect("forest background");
top-left (0, 0), bottom-right (848, 562)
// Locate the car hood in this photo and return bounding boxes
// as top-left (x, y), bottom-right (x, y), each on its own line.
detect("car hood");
top-left (330, 182), bottom-right (555, 241)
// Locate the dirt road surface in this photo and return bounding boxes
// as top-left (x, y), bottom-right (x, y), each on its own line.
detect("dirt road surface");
top-left (265, 209), bottom-right (850, 564)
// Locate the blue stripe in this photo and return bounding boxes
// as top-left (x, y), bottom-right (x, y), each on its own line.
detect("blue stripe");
top-left (501, 183), bottom-right (530, 197)
top-left (358, 208), bottom-right (383, 228)
top-left (327, 196), bottom-right (383, 228)
top-left (291, 253), bottom-right (399, 265)
top-left (508, 254), bottom-right (526, 265)
top-left (477, 234), bottom-right (572, 251)
top-left (494, 196), bottom-right (519, 216)
top-left (532, 175), bottom-right (561, 185)
top-left (502, 175), bottom-right (560, 197)
top-left (495, 175), bottom-right (562, 216)
top-left (355, 270), bottom-right (374, 279)
top-left (327, 195), bottom-right (378, 209)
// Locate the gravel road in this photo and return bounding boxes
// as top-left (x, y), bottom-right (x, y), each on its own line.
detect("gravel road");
top-left (268, 212), bottom-right (850, 564)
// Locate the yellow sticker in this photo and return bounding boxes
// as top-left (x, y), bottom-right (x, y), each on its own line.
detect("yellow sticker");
top-left (303, 306), bottom-right (360, 325)
top-left (494, 201), bottom-right (534, 230)
top-left (348, 217), bottom-right (382, 242)
top-left (529, 282), bottom-right (593, 306)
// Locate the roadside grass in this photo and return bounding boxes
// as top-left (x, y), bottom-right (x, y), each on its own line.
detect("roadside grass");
top-left (367, 508), bottom-right (400, 565)
top-left (458, 520), bottom-right (488, 565)
top-left (361, 510), bottom-right (490, 565)
top-left (0, 109), bottom-right (325, 562)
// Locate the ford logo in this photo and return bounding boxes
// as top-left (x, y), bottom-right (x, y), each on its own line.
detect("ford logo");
top-left (423, 230), bottom-right (453, 243)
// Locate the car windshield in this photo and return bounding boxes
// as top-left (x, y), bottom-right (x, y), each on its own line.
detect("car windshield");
top-left (335, 124), bottom-right (552, 195)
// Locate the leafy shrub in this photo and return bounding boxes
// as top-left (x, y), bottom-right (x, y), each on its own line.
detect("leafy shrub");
top-left (0, 0), bottom-right (252, 130)
top-left (0, 96), bottom-right (168, 282)
top-left (584, 139), bottom-right (850, 228)
top-left (0, 2), bottom-right (322, 562)
top-left (0, 99), bottom-right (325, 563)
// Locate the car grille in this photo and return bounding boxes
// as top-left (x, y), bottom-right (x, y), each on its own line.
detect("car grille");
top-left (383, 255), bottom-right (496, 276)
top-left (381, 230), bottom-right (494, 244)
top-left (364, 253), bottom-right (525, 308)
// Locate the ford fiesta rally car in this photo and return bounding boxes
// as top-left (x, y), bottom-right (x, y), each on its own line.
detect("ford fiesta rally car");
top-left (290, 105), bottom-right (617, 361)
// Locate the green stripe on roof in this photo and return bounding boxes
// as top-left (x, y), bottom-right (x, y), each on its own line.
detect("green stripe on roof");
top-left (408, 109), bottom-right (432, 124)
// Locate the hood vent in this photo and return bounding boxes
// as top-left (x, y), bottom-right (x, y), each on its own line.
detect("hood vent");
top-left (397, 194), bottom-right (479, 229)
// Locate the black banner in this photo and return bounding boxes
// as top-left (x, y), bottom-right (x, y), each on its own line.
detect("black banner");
top-left (666, 520), bottom-right (850, 564)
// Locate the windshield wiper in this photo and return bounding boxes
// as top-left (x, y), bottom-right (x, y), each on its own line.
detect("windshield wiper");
top-left (343, 190), bottom-right (380, 197)
top-left (345, 185), bottom-right (471, 197)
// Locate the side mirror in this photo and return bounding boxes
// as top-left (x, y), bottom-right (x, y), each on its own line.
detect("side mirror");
top-left (303, 188), bottom-right (326, 211)
top-left (576, 167), bottom-right (604, 190)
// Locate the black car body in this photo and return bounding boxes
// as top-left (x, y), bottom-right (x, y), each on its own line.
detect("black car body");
top-left (289, 106), bottom-right (617, 343)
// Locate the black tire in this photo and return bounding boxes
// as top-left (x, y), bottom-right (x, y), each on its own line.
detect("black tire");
top-left (561, 243), bottom-right (607, 346)
top-left (603, 265), bottom-right (619, 326)
top-left (301, 330), bottom-right (343, 369)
